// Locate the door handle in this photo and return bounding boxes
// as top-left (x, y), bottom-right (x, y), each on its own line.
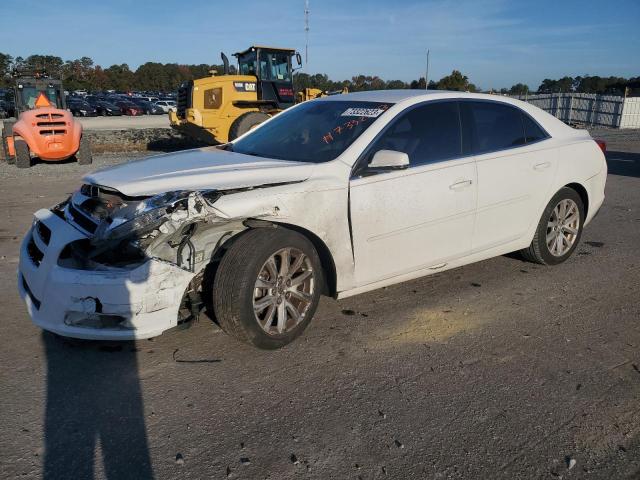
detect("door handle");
top-left (533, 161), bottom-right (551, 171)
top-left (449, 180), bottom-right (473, 191)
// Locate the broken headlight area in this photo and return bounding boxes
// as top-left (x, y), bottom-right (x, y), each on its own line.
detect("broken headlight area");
top-left (59, 186), bottom-right (223, 270)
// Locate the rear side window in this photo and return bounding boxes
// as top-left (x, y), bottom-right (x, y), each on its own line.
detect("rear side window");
top-left (461, 101), bottom-right (526, 155)
top-left (366, 101), bottom-right (462, 167)
top-left (522, 113), bottom-right (548, 143)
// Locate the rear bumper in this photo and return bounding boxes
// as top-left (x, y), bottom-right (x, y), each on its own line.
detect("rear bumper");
top-left (584, 160), bottom-right (607, 226)
top-left (17, 209), bottom-right (195, 340)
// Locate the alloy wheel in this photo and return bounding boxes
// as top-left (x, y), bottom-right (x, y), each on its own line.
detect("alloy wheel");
top-left (546, 198), bottom-right (580, 257)
top-left (253, 247), bottom-right (315, 335)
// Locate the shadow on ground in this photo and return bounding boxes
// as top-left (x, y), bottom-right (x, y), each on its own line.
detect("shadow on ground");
top-left (42, 333), bottom-right (154, 479)
top-left (607, 150), bottom-right (640, 178)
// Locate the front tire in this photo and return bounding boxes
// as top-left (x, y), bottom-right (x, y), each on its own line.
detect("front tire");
top-left (77, 136), bottom-right (93, 165)
top-left (520, 187), bottom-right (585, 265)
top-left (228, 111), bottom-right (270, 141)
top-left (213, 228), bottom-right (323, 349)
top-left (15, 139), bottom-right (32, 168)
top-left (1, 132), bottom-right (14, 164)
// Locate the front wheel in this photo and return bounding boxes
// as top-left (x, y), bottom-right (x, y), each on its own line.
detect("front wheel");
top-left (213, 228), bottom-right (323, 349)
top-left (15, 139), bottom-right (32, 168)
top-left (520, 187), bottom-right (585, 265)
top-left (77, 136), bottom-right (93, 165)
top-left (228, 111), bottom-right (270, 141)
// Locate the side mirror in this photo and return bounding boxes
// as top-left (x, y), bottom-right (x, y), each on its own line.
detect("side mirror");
top-left (369, 150), bottom-right (409, 170)
top-left (296, 52), bottom-right (302, 66)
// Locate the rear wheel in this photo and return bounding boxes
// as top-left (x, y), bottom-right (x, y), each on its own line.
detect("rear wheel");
top-left (213, 228), bottom-right (323, 349)
top-left (520, 187), bottom-right (585, 265)
top-left (228, 111), bottom-right (270, 141)
top-left (77, 136), bottom-right (93, 165)
top-left (15, 139), bottom-right (32, 168)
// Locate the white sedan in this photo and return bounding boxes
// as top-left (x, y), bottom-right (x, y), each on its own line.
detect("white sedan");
top-left (154, 100), bottom-right (176, 113)
top-left (18, 90), bottom-right (607, 348)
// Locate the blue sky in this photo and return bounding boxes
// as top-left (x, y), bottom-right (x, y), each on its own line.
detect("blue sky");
top-left (1, 0), bottom-right (638, 90)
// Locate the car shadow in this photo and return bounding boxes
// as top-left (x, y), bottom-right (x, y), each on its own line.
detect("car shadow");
top-left (606, 150), bottom-right (640, 178)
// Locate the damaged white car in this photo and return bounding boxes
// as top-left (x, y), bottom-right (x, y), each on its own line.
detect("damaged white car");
top-left (18, 91), bottom-right (607, 349)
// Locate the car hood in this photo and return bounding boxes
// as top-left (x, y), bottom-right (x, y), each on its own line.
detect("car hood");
top-left (83, 148), bottom-right (316, 196)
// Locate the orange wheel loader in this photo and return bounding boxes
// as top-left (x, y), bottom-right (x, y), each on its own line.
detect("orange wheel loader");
top-left (1, 73), bottom-right (92, 168)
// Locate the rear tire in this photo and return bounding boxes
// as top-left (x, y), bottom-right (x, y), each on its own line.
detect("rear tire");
top-left (15, 139), bottom-right (32, 168)
top-left (520, 187), bottom-right (585, 265)
top-left (77, 136), bottom-right (93, 165)
top-left (228, 111), bottom-right (270, 141)
top-left (213, 228), bottom-right (323, 349)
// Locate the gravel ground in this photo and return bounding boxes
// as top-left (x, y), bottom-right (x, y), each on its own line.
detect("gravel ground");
top-left (0, 129), bottom-right (639, 479)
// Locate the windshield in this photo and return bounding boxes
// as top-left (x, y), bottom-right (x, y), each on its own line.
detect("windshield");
top-left (20, 85), bottom-right (62, 109)
top-left (232, 100), bottom-right (393, 163)
top-left (259, 51), bottom-right (291, 81)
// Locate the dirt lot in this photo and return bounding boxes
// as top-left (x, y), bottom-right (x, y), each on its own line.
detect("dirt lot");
top-left (0, 129), bottom-right (639, 479)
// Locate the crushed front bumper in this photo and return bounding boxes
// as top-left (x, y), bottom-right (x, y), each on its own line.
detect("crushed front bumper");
top-left (17, 208), bottom-right (195, 340)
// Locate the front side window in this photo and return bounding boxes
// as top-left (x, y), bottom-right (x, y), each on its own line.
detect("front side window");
top-left (460, 101), bottom-right (526, 155)
top-left (231, 101), bottom-right (393, 163)
top-left (364, 101), bottom-right (462, 167)
top-left (238, 52), bottom-right (257, 76)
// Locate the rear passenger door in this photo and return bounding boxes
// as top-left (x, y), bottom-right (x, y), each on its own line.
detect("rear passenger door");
top-left (460, 101), bottom-right (555, 252)
top-left (349, 101), bottom-right (477, 285)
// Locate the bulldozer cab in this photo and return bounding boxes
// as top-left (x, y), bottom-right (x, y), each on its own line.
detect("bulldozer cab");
top-left (234, 46), bottom-right (299, 109)
top-left (13, 76), bottom-right (66, 115)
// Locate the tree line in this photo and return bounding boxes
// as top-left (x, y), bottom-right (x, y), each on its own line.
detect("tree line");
top-left (1, 52), bottom-right (637, 96)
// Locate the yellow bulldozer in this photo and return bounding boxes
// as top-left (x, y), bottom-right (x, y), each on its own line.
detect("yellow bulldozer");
top-left (169, 45), bottom-right (347, 144)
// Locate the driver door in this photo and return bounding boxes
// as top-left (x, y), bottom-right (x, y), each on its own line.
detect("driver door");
top-left (349, 101), bottom-right (477, 286)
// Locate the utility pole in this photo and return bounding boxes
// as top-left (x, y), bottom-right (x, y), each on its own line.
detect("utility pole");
top-left (304, 0), bottom-right (310, 65)
top-left (425, 49), bottom-right (430, 90)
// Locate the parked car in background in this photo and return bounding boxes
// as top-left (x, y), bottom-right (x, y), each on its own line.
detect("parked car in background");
top-left (131, 98), bottom-right (164, 115)
top-left (135, 95), bottom-right (159, 103)
top-left (154, 100), bottom-right (176, 113)
top-left (114, 100), bottom-right (143, 116)
top-left (91, 100), bottom-right (123, 116)
top-left (17, 91), bottom-right (607, 348)
top-left (67, 99), bottom-right (98, 117)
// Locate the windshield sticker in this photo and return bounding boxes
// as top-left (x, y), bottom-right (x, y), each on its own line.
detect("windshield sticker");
top-left (321, 104), bottom-right (391, 144)
top-left (341, 107), bottom-right (385, 118)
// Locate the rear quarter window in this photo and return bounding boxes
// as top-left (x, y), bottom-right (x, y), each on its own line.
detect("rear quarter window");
top-left (522, 113), bottom-right (549, 143)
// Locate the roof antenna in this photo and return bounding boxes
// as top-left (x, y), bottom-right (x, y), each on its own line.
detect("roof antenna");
top-left (304, 0), bottom-right (310, 65)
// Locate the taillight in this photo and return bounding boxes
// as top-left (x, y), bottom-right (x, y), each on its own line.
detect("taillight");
top-left (595, 139), bottom-right (606, 154)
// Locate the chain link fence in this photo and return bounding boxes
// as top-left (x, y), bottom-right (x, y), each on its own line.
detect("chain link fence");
top-left (511, 93), bottom-right (640, 129)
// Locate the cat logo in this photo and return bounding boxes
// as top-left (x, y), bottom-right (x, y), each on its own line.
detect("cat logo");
top-left (233, 82), bottom-right (257, 92)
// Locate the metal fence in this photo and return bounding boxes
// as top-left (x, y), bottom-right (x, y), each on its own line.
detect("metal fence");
top-left (511, 93), bottom-right (640, 129)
